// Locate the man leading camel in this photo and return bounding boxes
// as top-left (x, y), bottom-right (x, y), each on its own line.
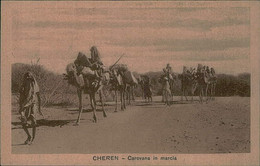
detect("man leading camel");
top-left (19, 71), bottom-right (43, 145)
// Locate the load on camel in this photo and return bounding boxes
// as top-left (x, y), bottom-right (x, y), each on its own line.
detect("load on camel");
top-left (64, 46), bottom-right (110, 125)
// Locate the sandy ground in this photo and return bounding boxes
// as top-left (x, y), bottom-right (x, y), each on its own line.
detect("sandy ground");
top-left (12, 96), bottom-right (250, 154)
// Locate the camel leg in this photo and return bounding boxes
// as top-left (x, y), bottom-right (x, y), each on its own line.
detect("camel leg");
top-left (212, 84), bottom-right (216, 100)
top-left (128, 88), bottom-right (131, 105)
top-left (170, 91), bottom-right (173, 104)
top-left (213, 84), bottom-right (216, 100)
top-left (181, 89), bottom-right (184, 102)
top-left (120, 90), bottom-right (124, 111)
top-left (166, 91), bottom-right (170, 106)
top-left (207, 84), bottom-right (211, 101)
top-left (114, 89), bottom-right (118, 112)
top-left (169, 91), bottom-right (172, 106)
top-left (185, 89), bottom-right (188, 101)
top-left (132, 86), bottom-right (135, 101)
top-left (211, 83), bottom-right (214, 100)
top-left (165, 91), bottom-right (168, 105)
top-left (210, 84), bottom-right (213, 100)
top-left (163, 90), bottom-right (166, 105)
top-left (162, 89), bottom-right (165, 102)
top-left (99, 90), bottom-right (107, 118)
top-left (129, 87), bottom-right (131, 104)
top-left (199, 86), bottom-right (203, 103)
top-left (209, 84), bottom-right (212, 100)
top-left (212, 84), bottom-right (214, 100)
top-left (75, 89), bottom-right (83, 125)
top-left (164, 90), bottom-right (167, 105)
top-left (127, 87), bottom-right (130, 105)
top-left (202, 86), bottom-right (205, 103)
top-left (170, 90), bottom-right (174, 103)
top-left (191, 85), bottom-right (196, 103)
top-left (205, 84), bottom-right (208, 103)
top-left (191, 87), bottom-right (194, 103)
top-left (125, 88), bottom-right (129, 105)
top-left (130, 86), bottom-right (133, 103)
top-left (123, 90), bottom-right (126, 110)
top-left (90, 94), bottom-right (97, 123)
top-left (142, 87), bottom-right (144, 99)
top-left (199, 90), bottom-right (202, 103)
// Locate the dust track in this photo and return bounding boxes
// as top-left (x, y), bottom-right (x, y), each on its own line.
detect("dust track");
top-left (12, 97), bottom-right (250, 154)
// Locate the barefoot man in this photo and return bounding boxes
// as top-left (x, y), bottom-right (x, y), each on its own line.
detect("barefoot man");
top-left (19, 71), bottom-right (43, 145)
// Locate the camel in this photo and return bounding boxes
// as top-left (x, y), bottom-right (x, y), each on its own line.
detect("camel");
top-left (109, 68), bottom-right (127, 112)
top-left (64, 63), bottom-right (109, 125)
top-left (125, 84), bottom-right (137, 104)
top-left (179, 66), bottom-right (198, 102)
top-left (122, 71), bottom-right (138, 105)
top-left (196, 65), bottom-right (212, 103)
top-left (112, 66), bottom-right (138, 106)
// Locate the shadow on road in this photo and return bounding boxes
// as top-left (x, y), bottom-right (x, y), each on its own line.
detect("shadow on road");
top-left (12, 119), bottom-right (74, 129)
top-left (134, 100), bottom-right (200, 107)
top-left (67, 108), bottom-right (107, 115)
top-left (12, 143), bottom-right (26, 146)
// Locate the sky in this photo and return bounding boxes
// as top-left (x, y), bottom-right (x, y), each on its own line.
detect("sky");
top-left (11, 3), bottom-right (250, 75)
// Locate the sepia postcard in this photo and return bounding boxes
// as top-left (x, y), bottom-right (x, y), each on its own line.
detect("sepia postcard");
top-left (1, 1), bottom-right (259, 165)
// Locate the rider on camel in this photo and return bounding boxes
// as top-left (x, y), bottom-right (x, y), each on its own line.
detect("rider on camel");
top-left (74, 46), bottom-right (104, 88)
top-left (164, 63), bottom-right (173, 80)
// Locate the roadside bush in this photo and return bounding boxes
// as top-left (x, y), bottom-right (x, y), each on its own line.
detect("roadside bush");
top-left (12, 63), bottom-right (76, 107)
top-left (12, 62), bottom-right (250, 109)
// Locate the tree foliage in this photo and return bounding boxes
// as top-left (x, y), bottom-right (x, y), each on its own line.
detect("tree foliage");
top-left (12, 63), bottom-right (250, 106)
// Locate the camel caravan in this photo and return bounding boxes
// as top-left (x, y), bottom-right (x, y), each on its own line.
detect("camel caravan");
top-left (19, 46), bottom-right (218, 129)
top-left (179, 64), bottom-right (217, 103)
top-left (62, 46), bottom-right (217, 125)
top-left (64, 46), bottom-right (139, 125)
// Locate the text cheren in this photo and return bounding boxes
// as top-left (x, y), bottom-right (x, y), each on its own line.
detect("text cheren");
top-left (93, 156), bottom-right (119, 161)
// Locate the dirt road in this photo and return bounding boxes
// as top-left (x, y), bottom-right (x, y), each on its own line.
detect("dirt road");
top-left (12, 97), bottom-right (250, 154)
